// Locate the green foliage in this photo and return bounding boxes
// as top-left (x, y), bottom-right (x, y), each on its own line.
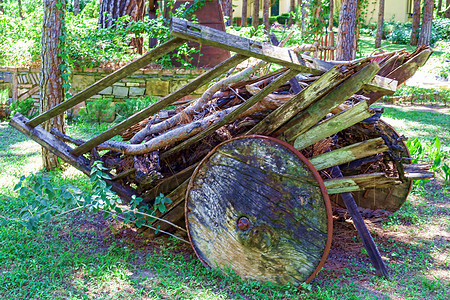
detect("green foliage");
top-left (79, 97), bottom-right (115, 123)
top-left (386, 86), bottom-right (450, 105)
top-left (9, 161), bottom-right (172, 234)
top-left (8, 98), bottom-right (37, 118)
top-left (0, 89), bottom-right (8, 105)
top-left (115, 96), bottom-right (158, 120)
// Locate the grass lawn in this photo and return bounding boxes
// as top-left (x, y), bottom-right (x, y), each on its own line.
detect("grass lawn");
top-left (1, 103), bottom-right (448, 299)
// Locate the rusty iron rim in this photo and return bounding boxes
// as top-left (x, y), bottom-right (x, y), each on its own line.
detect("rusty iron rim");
top-left (185, 135), bottom-right (333, 285)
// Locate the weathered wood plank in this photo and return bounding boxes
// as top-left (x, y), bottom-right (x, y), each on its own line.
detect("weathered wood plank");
top-left (9, 113), bottom-right (135, 201)
top-left (324, 173), bottom-right (401, 194)
top-left (279, 62), bottom-right (379, 140)
top-left (160, 69), bottom-right (299, 159)
top-left (71, 54), bottom-right (248, 156)
top-left (27, 38), bottom-right (186, 127)
top-left (363, 75), bottom-right (398, 93)
top-left (310, 138), bottom-right (389, 171)
top-left (293, 101), bottom-right (374, 150)
top-left (246, 66), bottom-right (348, 136)
top-left (171, 18), bottom-right (326, 75)
top-left (186, 136), bottom-right (332, 285)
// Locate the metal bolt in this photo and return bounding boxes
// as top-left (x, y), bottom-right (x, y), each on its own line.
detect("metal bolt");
top-left (237, 217), bottom-right (251, 231)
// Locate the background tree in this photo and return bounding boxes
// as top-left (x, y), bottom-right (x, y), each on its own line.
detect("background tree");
top-left (98, 0), bottom-right (145, 54)
top-left (410, 0), bottom-right (420, 45)
top-left (418, 0), bottom-right (434, 46)
top-left (242, 0), bottom-right (248, 26)
top-left (289, 0), bottom-right (295, 26)
top-left (0, 0), bottom-right (3, 14)
top-left (41, 0), bottom-right (66, 170)
top-left (18, 0), bottom-right (24, 19)
top-left (328, 0), bottom-right (333, 31)
top-left (252, 0), bottom-right (260, 30)
top-left (148, 0), bottom-right (158, 48)
top-left (263, 0), bottom-right (270, 31)
top-left (73, 0), bottom-right (80, 15)
top-left (446, 0), bottom-right (450, 18)
top-left (222, 0), bottom-right (233, 26)
top-left (374, 0), bottom-right (384, 49)
top-left (336, 0), bottom-right (358, 60)
top-left (437, 0), bottom-right (443, 17)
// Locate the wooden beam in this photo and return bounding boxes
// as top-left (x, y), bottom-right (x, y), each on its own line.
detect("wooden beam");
top-left (71, 54), bottom-right (248, 156)
top-left (363, 75), bottom-right (398, 93)
top-left (280, 62), bottom-right (379, 141)
top-left (293, 101), bottom-right (374, 150)
top-left (9, 113), bottom-right (135, 202)
top-left (324, 173), bottom-right (401, 194)
top-left (310, 138), bottom-right (389, 171)
top-left (160, 69), bottom-right (299, 160)
top-left (246, 66), bottom-right (348, 136)
top-left (27, 38), bottom-right (186, 127)
top-left (171, 18), bottom-right (326, 75)
top-left (18, 85), bottom-right (40, 102)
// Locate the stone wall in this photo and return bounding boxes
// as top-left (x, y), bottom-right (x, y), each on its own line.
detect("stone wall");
top-left (0, 66), bottom-right (207, 103)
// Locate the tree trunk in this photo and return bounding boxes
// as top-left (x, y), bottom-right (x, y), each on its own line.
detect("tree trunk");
top-left (289, 0), bottom-right (295, 26)
top-left (148, 0), bottom-right (158, 48)
top-left (446, 0), bottom-right (450, 18)
top-left (252, 0), bottom-right (260, 30)
top-left (222, 0), bottom-right (233, 26)
top-left (352, 1), bottom-right (362, 58)
top-left (410, 0), bottom-right (421, 45)
top-left (41, 0), bottom-right (66, 171)
top-left (437, 0), bottom-right (443, 17)
top-left (336, 0), bottom-right (357, 61)
top-left (18, 0), bottom-right (24, 19)
top-left (374, 0), bottom-right (384, 49)
top-left (263, 0), bottom-right (270, 31)
top-left (0, 0), bottom-right (3, 14)
top-left (242, 0), bottom-right (248, 26)
top-left (73, 0), bottom-right (80, 15)
top-left (328, 0), bottom-right (333, 31)
top-left (418, 0), bottom-right (434, 46)
top-left (98, 0), bottom-right (145, 53)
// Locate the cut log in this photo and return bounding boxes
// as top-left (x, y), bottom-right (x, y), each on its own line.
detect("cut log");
top-left (186, 136), bottom-right (332, 285)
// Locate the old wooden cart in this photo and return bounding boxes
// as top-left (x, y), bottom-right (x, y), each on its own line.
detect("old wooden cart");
top-left (10, 18), bottom-right (434, 286)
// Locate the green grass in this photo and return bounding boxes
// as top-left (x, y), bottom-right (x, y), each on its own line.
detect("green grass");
top-left (1, 102), bottom-right (449, 299)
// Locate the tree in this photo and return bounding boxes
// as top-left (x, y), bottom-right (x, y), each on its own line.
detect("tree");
top-left (418, 0), bottom-right (434, 46)
top-left (252, 0), bottom-right (260, 30)
top-left (148, 0), bottom-right (159, 48)
top-left (222, 0), bottom-right (233, 26)
top-left (0, 0), bottom-right (3, 14)
top-left (374, 0), bottom-right (384, 49)
top-left (18, 0), bottom-right (24, 19)
top-left (289, 0), bottom-right (295, 26)
top-left (41, 0), bottom-right (66, 170)
top-left (437, 0), bottom-right (443, 17)
top-left (336, 0), bottom-right (358, 60)
top-left (263, 0), bottom-right (270, 31)
top-left (446, 0), bottom-right (450, 18)
top-left (98, 0), bottom-right (145, 54)
top-left (242, 0), bottom-right (248, 26)
top-left (328, 0), bottom-right (334, 31)
top-left (410, 0), bottom-right (420, 45)
top-left (73, 0), bottom-right (80, 15)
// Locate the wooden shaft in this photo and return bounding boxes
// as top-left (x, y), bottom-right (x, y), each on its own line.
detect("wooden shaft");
top-left (324, 172), bottom-right (401, 194)
top-left (27, 38), bottom-right (186, 127)
top-left (71, 54), bottom-right (248, 156)
top-left (330, 166), bottom-right (390, 279)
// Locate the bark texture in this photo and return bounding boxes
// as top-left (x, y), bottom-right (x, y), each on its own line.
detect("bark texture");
top-left (447, 0), bottom-right (450, 18)
top-left (41, 0), bottom-right (66, 170)
top-left (73, 0), bottom-right (80, 15)
top-left (336, 0), bottom-right (358, 60)
top-left (242, 0), bottom-right (248, 26)
top-left (374, 0), bottom-right (384, 49)
top-left (263, 0), bottom-right (270, 31)
top-left (148, 0), bottom-right (158, 48)
top-left (252, 0), bottom-right (260, 30)
top-left (222, 0), bottom-right (233, 26)
top-left (289, 0), bottom-right (295, 26)
top-left (410, 0), bottom-right (421, 46)
top-left (418, 0), bottom-right (434, 46)
top-left (328, 0), bottom-right (333, 31)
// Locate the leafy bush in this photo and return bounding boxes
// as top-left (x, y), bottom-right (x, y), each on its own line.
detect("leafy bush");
top-left (276, 13), bottom-right (290, 26)
top-left (79, 97), bottom-right (115, 123)
top-left (432, 17), bottom-right (450, 40)
top-left (0, 89), bottom-right (8, 105)
top-left (116, 96), bottom-right (158, 120)
top-left (9, 98), bottom-right (37, 118)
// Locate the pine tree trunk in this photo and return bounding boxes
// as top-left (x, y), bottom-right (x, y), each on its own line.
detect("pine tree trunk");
top-left (437, 0), bottom-right (442, 17)
top-left (328, 0), bottom-right (333, 31)
top-left (252, 0), bottom-right (260, 30)
top-left (446, 0), bottom-right (450, 18)
top-left (352, 2), bottom-right (361, 58)
top-left (222, 0), bottom-right (233, 26)
top-left (41, 0), bottom-right (66, 171)
top-left (242, 0), bottom-right (248, 26)
top-left (418, 0), bottom-right (434, 46)
top-left (148, 0), bottom-right (158, 48)
top-left (374, 0), bottom-right (384, 49)
top-left (263, 0), bottom-right (270, 31)
top-left (74, 0), bottom-right (80, 15)
top-left (336, 0), bottom-right (357, 61)
top-left (410, 0), bottom-right (421, 45)
top-left (289, 0), bottom-right (295, 26)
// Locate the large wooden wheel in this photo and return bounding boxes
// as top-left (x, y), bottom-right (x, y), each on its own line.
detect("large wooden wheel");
top-left (331, 120), bottom-right (413, 212)
top-left (186, 136), bottom-right (332, 285)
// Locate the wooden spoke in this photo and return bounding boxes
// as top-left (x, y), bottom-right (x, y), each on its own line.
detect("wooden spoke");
top-left (186, 136), bottom-right (332, 285)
